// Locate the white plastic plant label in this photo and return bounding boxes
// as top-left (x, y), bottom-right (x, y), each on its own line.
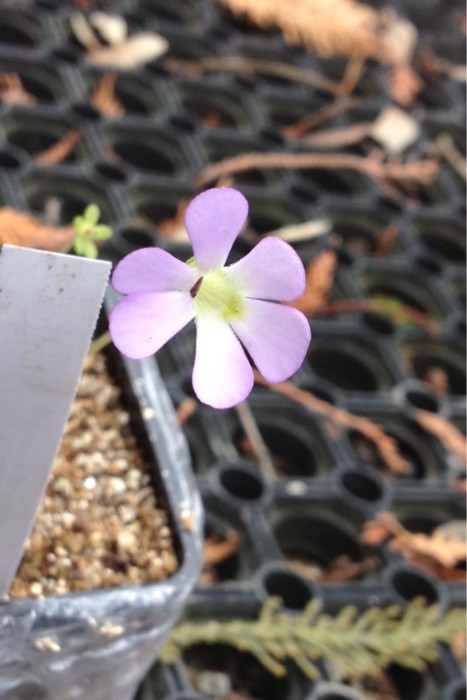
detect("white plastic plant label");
top-left (0, 245), bottom-right (110, 596)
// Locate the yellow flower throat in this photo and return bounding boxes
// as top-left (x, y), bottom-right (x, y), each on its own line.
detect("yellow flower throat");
top-left (190, 268), bottom-right (245, 322)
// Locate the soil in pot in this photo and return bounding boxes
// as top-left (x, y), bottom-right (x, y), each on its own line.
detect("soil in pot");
top-left (8, 351), bottom-right (178, 598)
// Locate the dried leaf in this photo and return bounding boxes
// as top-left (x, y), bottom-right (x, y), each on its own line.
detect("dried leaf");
top-left (0, 207), bottom-right (74, 251)
top-left (415, 410), bottom-right (467, 465)
top-left (0, 72), bottom-right (36, 106)
top-left (370, 106), bottom-right (420, 154)
top-left (91, 74), bottom-right (124, 117)
top-left (288, 249), bottom-right (337, 316)
top-left (87, 33), bottom-right (168, 69)
top-left (220, 0), bottom-right (385, 61)
top-left (320, 555), bottom-right (381, 583)
top-left (361, 513), bottom-right (467, 570)
top-left (203, 530), bottom-right (242, 567)
top-left (33, 129), bottom-right (81, 166)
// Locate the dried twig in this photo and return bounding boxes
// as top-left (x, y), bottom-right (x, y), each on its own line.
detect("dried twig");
top-left (175, 398), bottom-right (198, 426)
top-left (194, 151), bottom-right (439, 189)
top-left (91, 74), bottom-right (124, 117)
top-left (414, 410), bottom-right (467, 465)
top-left (253, 373), bottom-right (412, 475)
top-left (235, 401), bottom-right (276, 481)
top-left (34, 130), bottom-right (81, 166)
top-left (317, 299), bottom-right (438, 337)
top-left (282, 97), bottom-right (367, 139)
top-left (164, 57), bottom-right (342, 95)
top-left (299, 121), bottom-right (373, 148)
top-left (436, 133), bottom-right (466, 181)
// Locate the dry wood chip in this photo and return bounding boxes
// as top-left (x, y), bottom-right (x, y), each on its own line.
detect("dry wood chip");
top-left (87, 33), bottom-right (168, 69)
top-left (370, 106), bottom-right (419, 154)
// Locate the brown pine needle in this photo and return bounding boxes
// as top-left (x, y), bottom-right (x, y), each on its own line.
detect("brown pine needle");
top-left (194, 151), bottom-right (439, 189)
top-left (34, 129), bottom-right (81, 165)
top-left (91, 74), bottom-right (124, 117)
top-left (164, 57), bottom-right (341, 95)
top-left (253, 372), bottom-right (412, 475)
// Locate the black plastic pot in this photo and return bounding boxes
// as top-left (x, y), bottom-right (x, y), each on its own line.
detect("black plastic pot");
top-left (0, 331), bottom-right (203, 700)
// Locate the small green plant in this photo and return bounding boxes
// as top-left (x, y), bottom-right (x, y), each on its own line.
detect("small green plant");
top-left (70, 203), bottom-right (112, 259)
top-left (162, 597), bottom-right (465, 681)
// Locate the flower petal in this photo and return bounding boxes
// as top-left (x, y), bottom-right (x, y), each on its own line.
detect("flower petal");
top-left (185, 188), bottom-right (249, 274)
top-left (109, 291), bottom-right (195, 359)
top-left (112, 248), bottom-right (198, 295)
top-left (230, 299), bottom-right (311, 383)
top-left (192, 316), bottom-right (254, 409)
top-left (228, 236), bottom-right (306, 301)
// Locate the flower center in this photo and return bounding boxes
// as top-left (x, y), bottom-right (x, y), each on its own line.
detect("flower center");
top-left (191, 268), bottom-right (245, 322)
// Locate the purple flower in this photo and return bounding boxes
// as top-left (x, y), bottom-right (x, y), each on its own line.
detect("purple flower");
top-left (109, 187), bottom-right (311, 409)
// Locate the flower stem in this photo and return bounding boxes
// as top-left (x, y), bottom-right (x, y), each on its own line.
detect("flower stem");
top-left (88, 330), bottom-right (112, 355)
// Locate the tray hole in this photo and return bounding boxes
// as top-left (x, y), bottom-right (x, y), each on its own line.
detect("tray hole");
top-left (362, 312), bottom-right (395, 336)
top-left (235, 422), bottom-right (320, 478)
top-left (262, 569), bottom-right (313, 610)
top-left (219, 466), bottom-right (264, 501)
top-left (0, 19), bottom-right (36, 47)
top-left (275, 515), bottom-right (362, 576)
top-left (405, 388), bottom-right (440, 413)
top-left (389, 568), bottom-right (439, 605)
top-left (113, 140), bottom-right (176, 174)
top-left (309, 347), bottom-right (379, 392)
top-left (0, 149), bottom-right (22, 170)
top-left (404, 345), bottom-right (466, 397)
top-left (412, 219), bottom-right (465, 263)
top-left (184, 644), bottom-right (289, 700)
top-left (340, 471), bottom-right (383, 502)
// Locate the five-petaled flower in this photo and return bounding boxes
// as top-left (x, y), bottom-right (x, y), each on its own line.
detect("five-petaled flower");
top-left (109, 187), bottom-right (311, 409)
